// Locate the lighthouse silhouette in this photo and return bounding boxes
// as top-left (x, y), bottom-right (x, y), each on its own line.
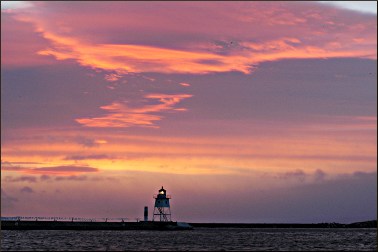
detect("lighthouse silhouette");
top-left (153, 186), bottom-right (171, 222)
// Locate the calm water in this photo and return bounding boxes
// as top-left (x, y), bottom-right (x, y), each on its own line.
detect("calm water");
top-left (1, 228), bottom-right (377, 251)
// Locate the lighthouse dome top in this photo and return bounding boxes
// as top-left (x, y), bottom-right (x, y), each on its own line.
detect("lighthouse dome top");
top-left (154, 186), bottom-right (171, 200)
top-left (159, 186), bottom-right (166, 194)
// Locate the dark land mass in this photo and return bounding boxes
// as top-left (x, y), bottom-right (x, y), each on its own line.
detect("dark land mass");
top-left (188, 220), bottom-right (377, 228)
top-left (1, 220), bottom-right (376, 230)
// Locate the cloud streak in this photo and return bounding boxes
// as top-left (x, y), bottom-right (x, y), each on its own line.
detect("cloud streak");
top-left (29, 165), bottom-right (99, 174)
top-left (76, 94), bottom-right (192, 128)
top-left (2, 161), bottom-right (99, 175)
top-left (64, 154), bottom-right (111, 161)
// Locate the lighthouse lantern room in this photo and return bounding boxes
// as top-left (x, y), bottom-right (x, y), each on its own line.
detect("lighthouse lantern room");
top-left (153, 186), bottom-right (172, 222)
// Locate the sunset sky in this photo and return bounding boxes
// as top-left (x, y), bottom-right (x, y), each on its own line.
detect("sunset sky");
top-left (1, 1), bottom-right (376, 223)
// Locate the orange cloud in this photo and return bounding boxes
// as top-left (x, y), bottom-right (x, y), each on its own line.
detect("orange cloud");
top-left (76, 94), bottom-right (192, 128)
top-left (36, 40), bottom-right (254, 75)
top-left (34, 34), bottom-right (376, 76)
top-left (180, 82), bottom-right (191, 87)
top-left (240, 37), bottom-right (376, 62)
top-left (4, 2), bottom-right (375, 75)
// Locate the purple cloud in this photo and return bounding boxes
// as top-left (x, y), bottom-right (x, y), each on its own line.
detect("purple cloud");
top-left (30, 166), bottom-right (99, 174)
top-left (4, 176), bottom-right (37, 183)
top-left (64, 154), bottom-right (111, 161)
top-left (55, 175), bottom-right (88, 181)
top-left (20, 186), bottom-right (34, 193)
top-left (1, 189), bottom-right (18, 211)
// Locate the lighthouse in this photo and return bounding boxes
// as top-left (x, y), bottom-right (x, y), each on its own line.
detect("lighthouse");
top-left (153, 186), bottom-right (171, 222)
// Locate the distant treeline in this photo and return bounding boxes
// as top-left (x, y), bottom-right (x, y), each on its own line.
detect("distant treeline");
top-left (188, 220), bottom-right (377, 228)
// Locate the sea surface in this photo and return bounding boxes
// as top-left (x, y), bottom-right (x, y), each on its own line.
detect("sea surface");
top-left (1, 228), bottom-right (377, 251)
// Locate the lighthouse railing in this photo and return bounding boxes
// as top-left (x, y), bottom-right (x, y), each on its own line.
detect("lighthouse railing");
top-left (153, 194), bottom-right (171, 199)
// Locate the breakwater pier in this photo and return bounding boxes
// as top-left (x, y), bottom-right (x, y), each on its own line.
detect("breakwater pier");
top-left (1, 219), bottom-right (192, 231)
top-left (1, 219), bottom-right (375, 230)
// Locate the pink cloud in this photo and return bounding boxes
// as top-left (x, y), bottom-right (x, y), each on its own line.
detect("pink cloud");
top-left (76, 93), bottom-right (192, 128)
top-left (1, 12), bottom-right (53, 68)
